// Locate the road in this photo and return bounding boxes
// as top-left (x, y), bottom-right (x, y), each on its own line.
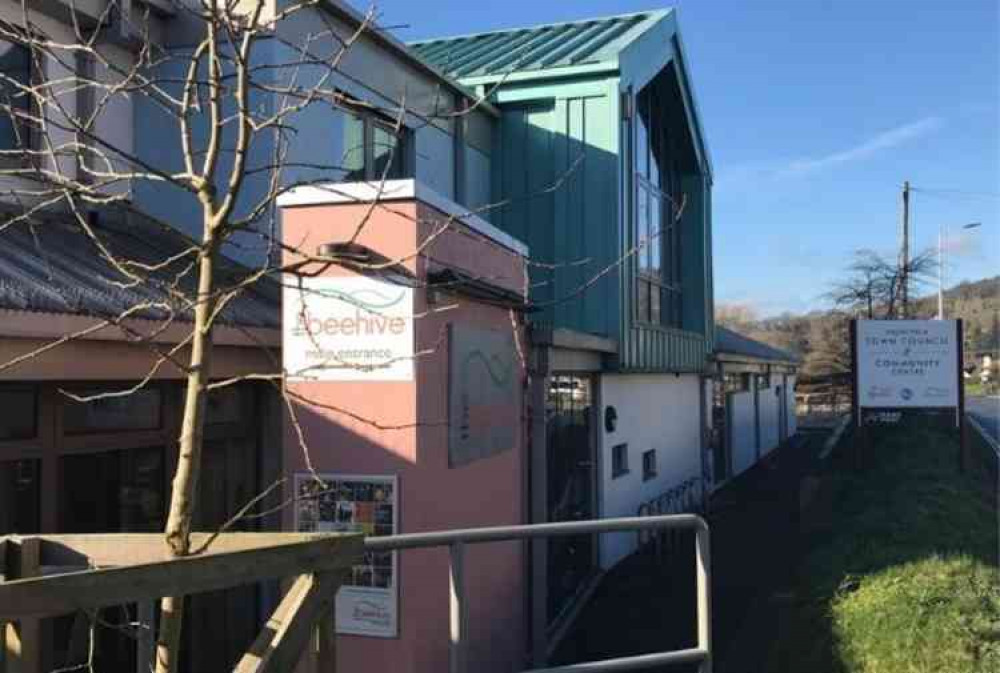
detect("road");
top-left (967, 395), bottom-right (1000, 443)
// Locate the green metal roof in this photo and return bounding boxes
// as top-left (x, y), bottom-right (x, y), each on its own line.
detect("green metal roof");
top-left (408, 10), bottom-right (669, 82)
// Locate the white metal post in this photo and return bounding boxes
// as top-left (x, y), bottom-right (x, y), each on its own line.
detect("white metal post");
top-left (449, 542), bottom-right (468, 673)
top-left (695, 527), bottom-right (712, 673)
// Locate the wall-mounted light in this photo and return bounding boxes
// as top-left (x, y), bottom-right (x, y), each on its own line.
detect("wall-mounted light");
top-left (605, 405), bottom-right (618, 433)
top-left (317, 241), bottom-right (417, 287)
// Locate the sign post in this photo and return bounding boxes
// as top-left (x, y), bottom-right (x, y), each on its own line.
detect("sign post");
top-left (852, 319), bottom-right (964, 469)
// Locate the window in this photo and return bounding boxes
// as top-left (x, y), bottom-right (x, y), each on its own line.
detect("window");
top-left (633, 80), bottom-right (683, 328)
top-left (0, 459), bottom-right (40, 534)
top-left (612, 443), bottom-right (629, 478)
top-left (339, 107), bottom-right (410, 181)
top-left (0, 387), bottom-right (37, 440)
top-left (60, 446), bottom-right (165, 532)
top-left (76, 51), bottom-right (96, 181)
top-left (63, 387), bottom-right (162, 434)
top-left (758, 373), bottom-right (771, 390)
top-left (0, 33), bottom-right (32, 152)
top-left (723, 373), bottom-right (750, 394)
top-left (205, 386), bottom-right (248, 425)
top-left (642, 449), bottom-right (657, 481)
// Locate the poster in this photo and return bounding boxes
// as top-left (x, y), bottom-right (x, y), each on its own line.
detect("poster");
top-left (295, 473), bottom-right (398, 638)
top-left (283, 275), bottom-right (414, 381)
top-left (856, 320), bottom-right (959, 408)
top-left (448, 325), bottom-right (518, 467)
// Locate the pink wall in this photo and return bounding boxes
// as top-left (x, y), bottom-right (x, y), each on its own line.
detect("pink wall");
top-left (281, 197), bottom-right (527, 673)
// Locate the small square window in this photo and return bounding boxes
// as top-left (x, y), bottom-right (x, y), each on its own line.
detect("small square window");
top-left (612, 443), bottom-right (629, 479)
top-left (642, 449), bottom-right (657, 481)
top-left (0, 388), bottom-right (37, 440)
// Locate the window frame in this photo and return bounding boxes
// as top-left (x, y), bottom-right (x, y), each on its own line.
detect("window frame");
top-left (641, 449), bottom-right (657, 481)
top-left (0, 385), bottom-right (39, 441)
top-left (631, 82), bottom-right (683, 329)
top-left (611, 442), bottom-right (629, 479)
top-left (340, 105), bottom-right (413, 182)
top-left (75, 50), bottom-right (97, 182)
top-left (0, 24), bottom-right (37, 159)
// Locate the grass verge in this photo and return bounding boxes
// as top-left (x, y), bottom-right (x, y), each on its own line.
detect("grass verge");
top-left (768, 421), bottom-right (999, 673)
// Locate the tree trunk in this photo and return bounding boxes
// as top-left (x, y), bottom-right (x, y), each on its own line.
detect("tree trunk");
top-left (155, 236), bottom-right (218, 673)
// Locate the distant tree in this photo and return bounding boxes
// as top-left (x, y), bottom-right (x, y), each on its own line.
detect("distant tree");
top-left (715, 302), bottom-right (761, 331)
top-left (826, 248), bottom-right (937, 319)
top-left (801, 311), bottom-right (852, 383)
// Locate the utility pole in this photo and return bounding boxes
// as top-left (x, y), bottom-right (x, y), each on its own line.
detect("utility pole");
top-left (899, 180), bottom-right (910, 319)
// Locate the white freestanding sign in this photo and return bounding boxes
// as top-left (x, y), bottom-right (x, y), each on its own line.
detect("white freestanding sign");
top-left (283, 275), bottom-right (414, 381)
top-left (856, 320), bottom-right (959, 408)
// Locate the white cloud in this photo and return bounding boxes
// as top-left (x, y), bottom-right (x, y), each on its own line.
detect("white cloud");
top-left (716, 116), bottom-right (946, 189)
top-left (782, 116), bottom-right (945, 175)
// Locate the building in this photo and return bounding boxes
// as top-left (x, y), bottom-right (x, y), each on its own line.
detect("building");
top-left (709, 327), bottom-right (799, 486)
top-left (410, 8), bottom-right (715, 656)
top-left (0, 2), bottom-right (747, 672)
top-left (0, 210), bottom-right (284, 671)
top-left (133, 0), bottom-right (497, 268)
top-left (0, 1), bottom-right (519, 671)
top-left (276, 181), bottom-right (530, 673)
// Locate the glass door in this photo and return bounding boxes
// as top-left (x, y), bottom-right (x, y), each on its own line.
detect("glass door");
top-left (546, 375), bottom-right (597, 623)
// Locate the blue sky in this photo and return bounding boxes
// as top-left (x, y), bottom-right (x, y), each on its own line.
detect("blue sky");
top-left (375, 0), bottom-right (999, 316)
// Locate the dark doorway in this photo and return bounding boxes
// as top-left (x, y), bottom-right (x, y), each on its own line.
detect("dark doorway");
top-left (55, 445), bottom-right (166, 671)
top-left (546, 374), bottom-right (598, 623)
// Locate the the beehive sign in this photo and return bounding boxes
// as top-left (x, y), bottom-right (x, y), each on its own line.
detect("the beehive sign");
top-left (283, 275), bottom-right (414, 381)
top-left (856, 320), bottom-right (959, 408)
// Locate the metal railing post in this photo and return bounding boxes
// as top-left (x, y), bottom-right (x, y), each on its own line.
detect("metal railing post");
top-left (363, 514), bottom-right (712, 673)
top-left (695, 526), bottom-right (712, 673)
top-left (449, 541), bottom-right (468, 673)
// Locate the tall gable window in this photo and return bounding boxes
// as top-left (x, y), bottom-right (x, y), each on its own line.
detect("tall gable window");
top-left (340, 107), bottom-right (411, 182)
top-left (633, 76), bottom-right (683, 328)
top-left (0, 32), bottom-right (32, 153)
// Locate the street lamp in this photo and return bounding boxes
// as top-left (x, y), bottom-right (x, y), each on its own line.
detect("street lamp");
top-left (938, 222), bottom-right (982, 319)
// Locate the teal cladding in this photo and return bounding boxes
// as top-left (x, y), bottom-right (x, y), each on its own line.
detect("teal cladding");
top-left (413, 10), bottom-right (714, 374)
top-left (493, 81), bottom-right (620, 341)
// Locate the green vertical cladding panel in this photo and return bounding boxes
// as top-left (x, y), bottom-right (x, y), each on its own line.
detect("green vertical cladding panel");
top-left (492, 78), bottom-right (620, 340)
top-left (496, 102), bottom-right (557, 314)
top-left (704, 182), bottom-right (715, 352)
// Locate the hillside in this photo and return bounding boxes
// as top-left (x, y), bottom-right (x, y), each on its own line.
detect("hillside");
top-left (717, 276), bottom-right (1000, 383)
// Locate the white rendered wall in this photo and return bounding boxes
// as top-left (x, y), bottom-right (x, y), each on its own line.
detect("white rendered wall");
top-left (729, 390), bottom-right (756, 476)
top-left (599, 373), bottom-right (702, 569)
top-left (758, 383), bottom-right (781, 456)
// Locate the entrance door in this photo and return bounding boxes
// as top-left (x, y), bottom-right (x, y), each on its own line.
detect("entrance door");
top-left (546, 375), bottom-right (597, 623)
top-left (57, 445), bottom-right (166, 671)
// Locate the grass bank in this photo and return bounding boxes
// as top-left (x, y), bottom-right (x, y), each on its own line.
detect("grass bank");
top-left (768, 421), bottom-right (999, 672)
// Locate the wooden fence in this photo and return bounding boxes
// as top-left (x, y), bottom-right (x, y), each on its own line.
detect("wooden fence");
top-left (0, 532), bottom-right (362, 673)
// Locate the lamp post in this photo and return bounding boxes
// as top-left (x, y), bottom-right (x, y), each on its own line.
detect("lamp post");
top-left (938, 222), bottom-right (982, 319)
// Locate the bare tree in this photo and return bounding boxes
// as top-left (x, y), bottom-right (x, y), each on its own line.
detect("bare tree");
top-left (0, 2), bottom-right (696, 669)
top-left (0, 1), bottom-right (465, 669)
top-left (827, 248), bottom-right (937, 319)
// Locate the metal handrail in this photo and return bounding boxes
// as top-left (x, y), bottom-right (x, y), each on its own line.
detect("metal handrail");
top-left (364, 514), bottom-right (712, 673)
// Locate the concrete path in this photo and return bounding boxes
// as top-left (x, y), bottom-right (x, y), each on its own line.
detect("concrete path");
top-left (708, 430), bottom-right (829, 673)
top-left (550, 427), bottom-right (831, 672)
